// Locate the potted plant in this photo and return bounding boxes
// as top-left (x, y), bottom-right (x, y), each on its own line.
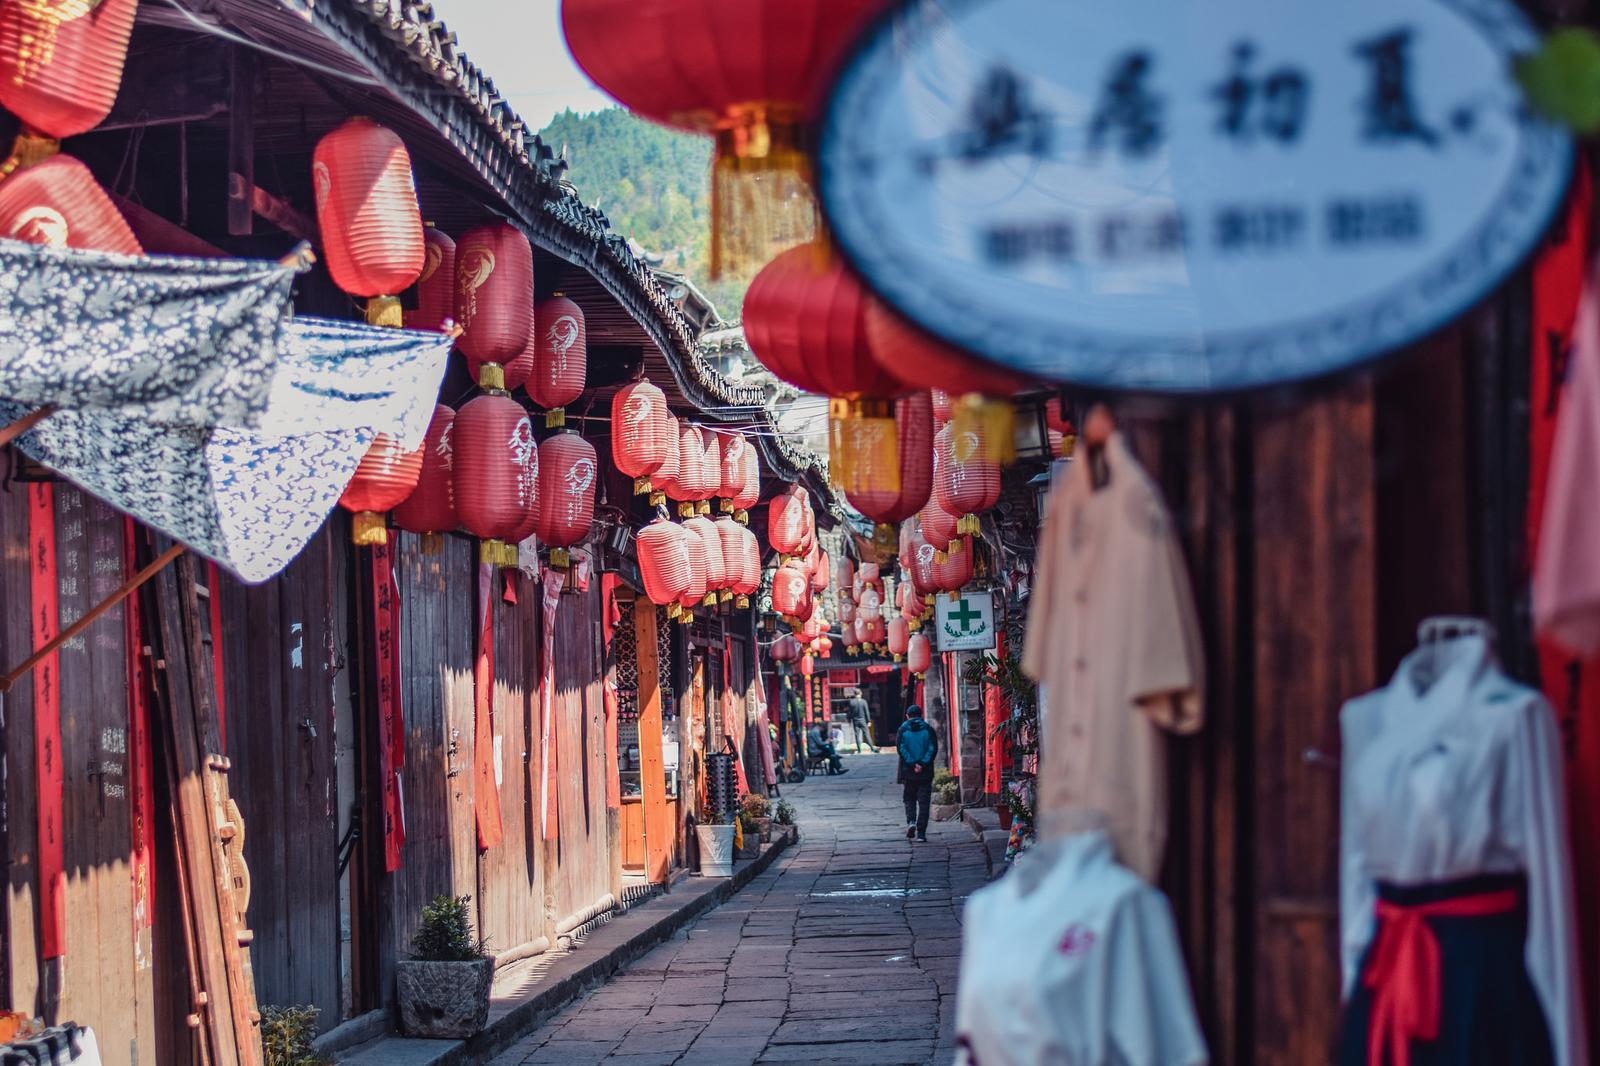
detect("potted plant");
top-left (740, 794), bottom-right (773, 842)
top-left (736, 812), bottom-right (762, 860)
top-left (774, 798), bottom-right (798, 842)
top-left (397, 895), bottom-right (493, 1039)
top-left (695, 811), bottom-right (737, 876)
top-left (931, 769), bottom-right (961, 822)
top-left (261, 1004), bottom-right (331, 1066)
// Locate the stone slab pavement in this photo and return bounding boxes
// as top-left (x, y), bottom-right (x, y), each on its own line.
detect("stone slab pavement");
top-left (485, 750), bottom-right (988, 1066)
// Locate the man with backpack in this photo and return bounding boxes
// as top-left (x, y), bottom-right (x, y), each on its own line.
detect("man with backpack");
top-left (896, 704), bottom-right (940, 842)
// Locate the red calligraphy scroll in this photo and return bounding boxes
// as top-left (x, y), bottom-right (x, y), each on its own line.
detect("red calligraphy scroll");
top-left (372, 544), bottom-right (405, 871)
top-left (123, 518), bottom-right (155, 933)
top-left (29, 484), bottom-right (64, 958)
top-left (473, 563), bottom-right (504, 850)
top-left (538, 568), bottom-right (563, 841)
top-left (945, 653), bottom-right (961, 779)
top-left (601, 575), bottom-right (622, 810)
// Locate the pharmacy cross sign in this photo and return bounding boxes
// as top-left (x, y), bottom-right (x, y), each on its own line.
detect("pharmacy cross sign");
top-left (936, 593), bottom-right (996, 652)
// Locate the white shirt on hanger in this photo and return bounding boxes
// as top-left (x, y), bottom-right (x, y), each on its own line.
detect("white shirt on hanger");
top-left (1340, 634), bottom-right (1588, 1066)
top-left (955, 828), bottom-right (1209, 1066)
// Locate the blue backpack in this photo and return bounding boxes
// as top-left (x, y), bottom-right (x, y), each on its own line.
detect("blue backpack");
top-left (898, 720), bottom-right (937, 766)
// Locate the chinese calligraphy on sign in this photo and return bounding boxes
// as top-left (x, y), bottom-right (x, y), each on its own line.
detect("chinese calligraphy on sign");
top-left (818, 0), bottom-right (1571, 392)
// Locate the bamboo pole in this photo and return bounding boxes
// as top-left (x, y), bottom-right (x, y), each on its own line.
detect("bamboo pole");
top-left (0, 404), bottom-right (55, 448)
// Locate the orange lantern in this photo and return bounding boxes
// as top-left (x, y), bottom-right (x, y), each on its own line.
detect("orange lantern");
top-left (612, 380), bottom-right (674, 501)
top-left (413, 225), bottom-right (457, 332)
top-left (392, 404), bottom-right (458, 544)
top-left (535, 431), bottom-right (598, 568)
top-left (531, 293), bottom-right (587, 426)
top-left (312, 118), bottom-right (424, 325)
top-left (0, 154), bottom-right (139, 253)
top-left (0, 0), bottom-right (137, 143)
top-left (455, 222), bottom-right (534, 380)
top-left (339, 433), bottom-right (425, 545)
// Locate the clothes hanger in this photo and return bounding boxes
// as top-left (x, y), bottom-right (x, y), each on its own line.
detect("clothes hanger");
top-left (1082, 403), bottom-right (1115, 491)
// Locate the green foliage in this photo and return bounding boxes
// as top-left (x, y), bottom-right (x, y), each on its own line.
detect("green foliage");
top-left (740, 793), bottom-right (772, 820)
top-left (933, 768), bottom-right (960, 805)
top-left (537, 107), bottom-right (760, 315)
top-left (932, 768), bottom-right (957, 790)
top-left (962, 600), bottom-right (1039, 756)
top-left (774, 799), bottom-right (797, 826)
top-left (410, 895), bottom-right (487, 962)
top-left (1516, 28), bottom-right (1600, 133)
top-left (739, 811), bottom-right (760, 835)
top-left (261, 1005), bottom-right (331, 1066)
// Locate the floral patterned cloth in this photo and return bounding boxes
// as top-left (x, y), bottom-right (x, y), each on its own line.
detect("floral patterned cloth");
top-left (2, 317), bottom-right (452, 584)
top-left (0, 240), bottom-right (301, 425)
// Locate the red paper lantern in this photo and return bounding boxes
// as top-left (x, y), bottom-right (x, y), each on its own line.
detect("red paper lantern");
top-left (834, 555), bottom-right (855, 596)
top-left (716, 516), bottom-right (752, 603)
top-left (717, 431), bottom-right (748, 510)
top-left (612, 380), bottom-right (674, 498)
top-left (683, 516), bottom-right (726, 604)
top-left (767, 485), bottom-right (808, 558)
top-left (455, 222), bottom-right (534, 378)
top-left (530, 293), bottom-right (587, 425)
top-left (393, 404), bottom-right (458, 538)
top-left (838, 597), bottom-right (856, 625)
top-left (670, 423), bottom-right (711, 514)
top-left (651, 414), bottom-right (684, 502)
top-left (864, 297), bottom-right (1029, 399)
top-left (934, 535), bottom-right (974, 593)
top-left (502, 325), bottom-right (537, 393)
top-left (413, 225), bottom-right (456, 332)
top-left (932, 389), bottom-right (952, 424)
top-left (899, 581), bottom-right (922, 625)
top-left (535, 431), bottom-right (598, 565)
top-left (312, 118), bottom-right (424, 321)
top-left (771, 562), bottom-right (810, 619)
top-left (861, 614), bottom-right (887, 647)
top-left (454, 390), bottom-right (537, 559)
top-left (677, 526), bottom-right (709, 618)
top-left (845, 390), bottom-right (934, 533)
top-left (770, 634), bottom-right (801, 664)
top-left (919, 498), bottom-right (960, 555)
top-left (638, 518), bottom-right (693, 606)
top-left (811, 549), bottom-right (830, 592)
top-left (732, 443), bottom-right (761, 522)
top-left (0, 0), bottom-right (137, 139)
top-left (339, 432), bottom-right (425, 545)
top-left (0, 154), bottom-right (139, 253)
top-left (887, 617), bottom-right (909, 661)
top-left (935, 423), bottom-right (1001, 535)
top-left (910, 532), bottom-right (939, 602)
top-left (859, 562), bottom-right (882, 591)
top-left (737, 525), bottom-right (763, 606)
top-left (907, 632), bottom-right (931, 676)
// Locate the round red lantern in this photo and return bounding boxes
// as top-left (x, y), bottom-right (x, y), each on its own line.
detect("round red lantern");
top-left (934, 535), bottom-right (974, 594)
top-left (535, 431), bottom-right (598, 567)
top-left (845, 390), bottom-right (933, 538)
top-left (935, 423), bottom-right (1001, 535)
top-left (907, 632), bottom-right (932, 676)
top-left (393, 404), bottom-right (458, 542)
top-left (683, 516), bottom-right (726, 605)
top-left (531, 293), bottom-right (587, 426)
top-left (0, 0), bottom-right (137, 140)
top-left (455, 222), bottom-right (534, 379)
top-left (312, 118), bottom-right (424, 323)
top-left (612, 380), bottom-right (674, 500)
top-left (0, 153), bottom-right (140, 253)
top-left (770, 634), bottom-right (801, 664)
top-left (771, 562), bottom-right (810, 619)
top-left (887, 617), bottom-right (909, 661)
top-left (637, 518), bottom-right (693, 606)
top-left (413, 225), bottom-right (457, 332)
top-left (454, 387), bottom-right (537, 562)
top-left (767, 485), bottom-right (808, 559)
top-left (339, 432), bottom-right (424, 545)
top-left (864, 297), bottom-right (1029, 400)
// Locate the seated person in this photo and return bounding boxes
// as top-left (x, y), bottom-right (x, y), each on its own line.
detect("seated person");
top-left (805, 722), bottom-right (846, 775)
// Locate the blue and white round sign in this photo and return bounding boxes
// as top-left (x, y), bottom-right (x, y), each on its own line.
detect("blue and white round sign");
top-left (817, 0), bottom-right (1573, 392)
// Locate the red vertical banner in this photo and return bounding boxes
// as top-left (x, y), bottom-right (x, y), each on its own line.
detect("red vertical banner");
top-left (123, 519), bottom-right (155, 934)
top-left (473, 563), bottom-right (504, 850)
top-left (601, 575), bottom-right (622, 810)
top-left (945, 654), bottom-right (962, 778)
top-left (983, 633), bottom-right (1013, 796)
top-left (29, 483), bottom-right (64, 959)
top-left (1527, 162), bottom-right (1600, 1034)
top-left (371, 544), bottom-right (405, 872)
top-left (538, 568), bottom-right (564, 841)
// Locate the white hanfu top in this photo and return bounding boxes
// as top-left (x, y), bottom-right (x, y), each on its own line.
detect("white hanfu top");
top-left (1340, 634), bottom-right (1588, 1066)
top-left (955, 828), bottom-right (1209, 1066)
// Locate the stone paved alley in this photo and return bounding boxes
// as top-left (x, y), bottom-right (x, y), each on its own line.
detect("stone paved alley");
top-left (487, 751), bottom-right (988, 1066)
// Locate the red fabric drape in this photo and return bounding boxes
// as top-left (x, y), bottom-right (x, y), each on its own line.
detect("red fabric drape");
top-left (473, 563), bottom-right (504, 849)
top-left (29, 483), bottom-right (64, 958)
top-left (1527, 162), bottom-right (1600, 1036)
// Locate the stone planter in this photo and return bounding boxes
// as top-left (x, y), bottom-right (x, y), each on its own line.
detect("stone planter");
top-left (753, 816), bottom-right (773, 843)
top-left (396, 957), bottom-right (493, 1039)
top-left (696, 823), bottom-right (736, 876)
top-left (932, 803), bottom-right (961, 823)
top-left (735, 831), bottom-right (761, 861)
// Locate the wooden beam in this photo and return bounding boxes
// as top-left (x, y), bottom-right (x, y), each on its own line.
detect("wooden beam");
top-left (227, 47), bottom-right (255, 237)
top-left (101, 36), bottom-right (229, 132)
top-left (633, 604), bottom-right (672, 884)
top-left (250, 186), bottom-right (320, 247)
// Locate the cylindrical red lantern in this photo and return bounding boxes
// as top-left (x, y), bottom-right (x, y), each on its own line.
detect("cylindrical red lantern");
top-left (934, 535), bottom-right (974, 593)
top-left (887, 617), bottom-right (910, 661)
top-left (650, 414), bottom-right (684, 504)
top-left (859, 561), bottom-right (882, 591)
top-left (393, 404), bottom-right (458, 541)
top-left (770, 634), bottom-right (801, 664)
top-left (716, 516), bottom-right (751, 603)
top-left (638, 518), bottom-right (693, 606)
top-left (863, 614), bottom-right (887, 646)
top-left (858, 585), bottom-right (883, 617)
top-left (612, 380), bottom-right (674, 499)
top-left (771, 562), bottom-right (810, 619)
top-left (911, 533), bottom-right (939, 602)
top-left (502, 325), bottom-right (537, 393)
top-left (811, 549), bottom-right (830, 593)
top-left (734, 525), bottom-right (762, 607)
top-left (535, 431), bottom-right (598, 566)
top-left (732, 444), bottom-right (761, 523)
top-left (907, 632), bottom-right (932, 676)
top-left (671, 423), bottom-right (708, 515)
top-left (845, 390), bottom-right (934, 537)
top-left (339, 432), bottom-right (424, 545)
top-left (767, 485), bottom-right (809, 558)
top-left (0, 0), bottom-right (137, 140)
top-left (935, 423), bottom-right (1001, 535)
top-left (0, 154), bottom-right (140, 253)
top-left (413, 225), bottom-right (457, 332)
top-left (683, 516), bottom-right (726, 605)
top-left (531, 293), bottom-right (587, 425)
top-left (454, 389), bottom-right (536, 561)
top-left (455, 222), bottom-right (534, 380)
top-left (920, 498), bottom-right (960, 556)
top-left (717, 431), bottom-right (748, 511)
top-left (932, 389), bottom-right (953, 424)
top-left (312, 118), bottom-right (424, 323)
top-left (676, 521), bottom-right (709, 620)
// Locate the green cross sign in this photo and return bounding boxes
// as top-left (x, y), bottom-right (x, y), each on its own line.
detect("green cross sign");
top-left (948, 598), bottom-right (983, 630)
top-left (936, 593), bottom-right (995, 651)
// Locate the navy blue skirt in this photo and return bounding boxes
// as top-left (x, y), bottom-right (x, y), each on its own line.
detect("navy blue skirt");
top-left (1337, 873), bottom-right (1554, 1066)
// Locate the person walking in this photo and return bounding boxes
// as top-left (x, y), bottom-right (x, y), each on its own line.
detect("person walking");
top-left (896, 704), bottom-right (939, 841)
top-left (846, 688), bottom-right (874, 753)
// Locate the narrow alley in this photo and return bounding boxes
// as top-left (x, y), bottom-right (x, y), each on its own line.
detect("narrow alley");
top-left (488, 753), bottom-right (989, 1066)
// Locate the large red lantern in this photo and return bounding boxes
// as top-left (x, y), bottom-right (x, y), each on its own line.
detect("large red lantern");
top-left (899, 581), bottom-right (922, 628)
top-left (683, 516), bottom-right (726, 605)
top-left (531, 293), bottom-right (587, 426)
top-left (312, 118), bottom-right (424, 324)
top-left (638, 518), bottom-right (693, 606)
top-left (535, 431), bottom-right (598, 567)
top-left (454, 387), bottom-right (537, 562)
top-left (771, 562), bottom-right (810, 619)
top-left (861, 614), bottom-right (887, 648)
top-left (768, 485), bottom-right (808, 559)
top-left (935, 423), bottom-right (1001, 535)
top-left (838, 597), bottom-right (856, 626)
top-left (845, 390), bottom-right (934, 542)
top-left (0, 0), bottom-right (137, 141)
top-left (412, 225), bottom-right (456, 332)
top-left (907, 632), bottom-right (931, 677)
top-left (339, 433), bottom-right (424, 545)
top-left (612, 380), bottom-right (674, 500)
top-left (910, 533), bottom-right (939, 604)
top-left (561, 0), bottom-right (882, 276)
top-left (502, 325), bottom-right (537, 394)
top-left (0, 154), bottom-right (139, 253)
top-left (934, 535), bottom-right (974, 594)
top-left (769, 635), bottom-right (801, 664)
top-left (887, 617), bottom-right (909, 661)
top-left (393, 404), bottom-right (458, 542)
top-left (455, 222), bottom-right (534, 378)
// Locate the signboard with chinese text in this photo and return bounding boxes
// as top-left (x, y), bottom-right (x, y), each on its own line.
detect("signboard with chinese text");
top-left (935, 593), bottom-right (997, 652)
top-left (818, 0), bottom-right (1572, 392)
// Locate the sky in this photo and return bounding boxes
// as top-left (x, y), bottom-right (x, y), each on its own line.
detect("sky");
top-left (435, 0), bottom-right (616, 131)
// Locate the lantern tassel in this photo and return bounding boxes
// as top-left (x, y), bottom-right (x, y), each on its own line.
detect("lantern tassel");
top-left (0, 132), bottom-right (59, 182)
top-left (365, 296), bottom-right (403, 328)
top-left (545, 408), bottom-right (566, 429)
top-left (952, 393), bottom-right (1017, 466)
top-left (709, 116), bottom-right (815, 279)
top-left (697, 501), bottom-right (711, 516)
top-left (735, 509), bottom-right (749, 525)
top-left (550, 547), bottom-right (572, 570)
top-left (480, 539), bottom-right (505, 565)
top-left (351, 512), bottom-right (389, 546)
top-left (827, 397), bottom-right (898, 497)
top-left (736, 595), bottom-right (750, 609)
top-left (634, 477), bottom-right (654, 496)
